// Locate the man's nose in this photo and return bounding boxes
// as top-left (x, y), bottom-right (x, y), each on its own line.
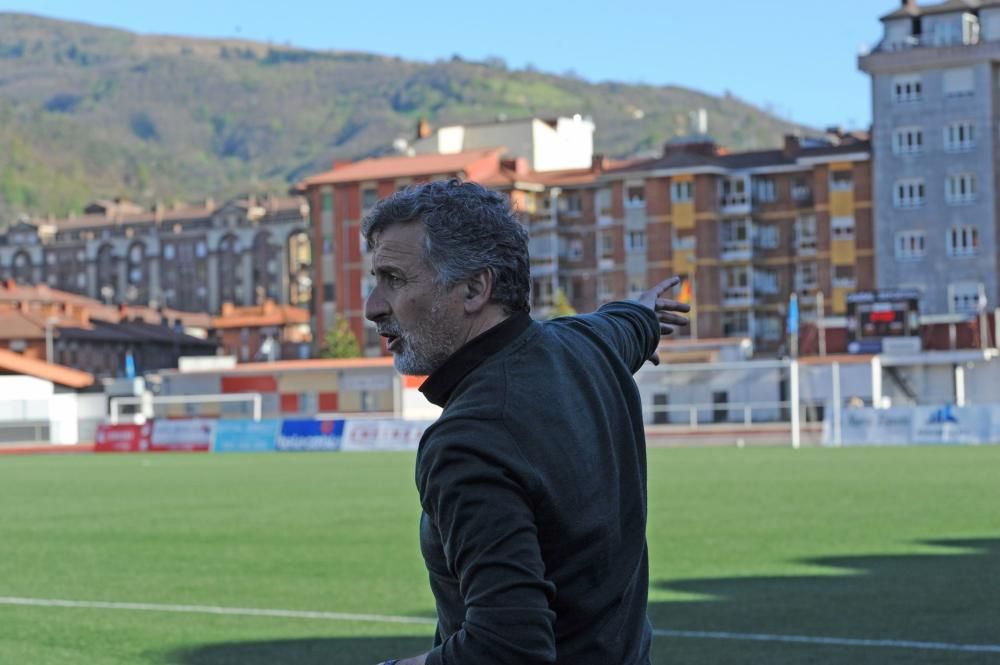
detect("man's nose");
top-left (365, 286), bottom-right (388, 323)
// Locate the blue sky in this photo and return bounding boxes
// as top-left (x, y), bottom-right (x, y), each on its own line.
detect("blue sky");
top-left (2, 0), bottom-right (890, 130)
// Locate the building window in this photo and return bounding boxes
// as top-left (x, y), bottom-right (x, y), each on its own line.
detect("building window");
top-left (721, 218), bottom-right (751, 253)
top-left (671, 180), bottom-right (693, 203)
top-left (625, 184), bottom-right (645, 208)
top-left (568, 239), bottom-right (584, 261)
top-left (625, 230), bottom-right (646, 253)
top-left (791, 178), bottom-right (812, 202)
top-left (600, 232), bottom-right (614, 258)
top-left (560, 191), bottom-right (582, 214)
top-left (795, 215), bottom-right (817, 252)
top-left (753, 224), bottom-right (779, 249)
top-left (892, 74), bottom-right (922, 103)
top-left (752, 178), bottom-right (776, 203)
top-left (942, 67), bottom-right (975, 97)
top-left (947, 225), bottom-right (979, 257)
top-left (757, 316), bottom-right (782, 341)
top-left (945, 173), bottom-right (977, 205)
top-left (722, 266), bottom-right (751, 299)
top-left (830, 170), bottom-right (853, 191)
top-left (597, 275), bottom-right (615, 302)
top-left (361, 187), bottom-right (378, 211)
top-left (944, 121), bottom-right (975, 152)
top-left (892, 127), bottom-right (924, 155)
top-left (753, 268), bottom-right (779, 295)
top-left (950, 283), bottom-right (984, 313)
top-left (893, 178), bottom-right (925, 208)
top-left (321, 189), bottom-right (333, 212)
top-left (795, 263), bottom-right (818, 292)
top-left (895, 231), bottom-right (926, 260)
top-left (833, 266), bottom-right (857, 288)
top-left (722, 311), bottom-right (750, 336)
top-left (831, 216), bottom-right (855, 240)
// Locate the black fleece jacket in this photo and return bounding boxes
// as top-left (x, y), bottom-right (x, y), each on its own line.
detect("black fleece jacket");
top-left (416, 301), bottom-right (659, 665)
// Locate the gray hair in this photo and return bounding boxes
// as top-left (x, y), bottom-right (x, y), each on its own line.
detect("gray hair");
top-left (361, 179), bottom-right (531, 314)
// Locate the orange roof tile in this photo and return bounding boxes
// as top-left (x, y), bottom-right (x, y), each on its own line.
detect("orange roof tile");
top-left (0, 348), bottom-right (94, 389)
top-left (299, 148), bottom-right (506, 186)
top-left (211, 302), bottom-right (311, 329)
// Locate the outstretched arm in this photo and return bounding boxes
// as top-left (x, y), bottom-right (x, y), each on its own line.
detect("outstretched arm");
top-left (634, 276), bottom-right (691, 366)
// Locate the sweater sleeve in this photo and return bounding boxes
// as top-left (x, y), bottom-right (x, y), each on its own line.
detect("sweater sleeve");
top-left (574, 301), bottom-right (660, 374)
top-left (418, 419), bottom-right (557, 665)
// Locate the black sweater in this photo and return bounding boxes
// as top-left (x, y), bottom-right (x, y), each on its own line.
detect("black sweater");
top-left (416, 301), bottom-right (659, 665)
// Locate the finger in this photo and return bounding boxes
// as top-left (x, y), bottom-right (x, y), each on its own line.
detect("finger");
top-left (647, 352), bottom-right (661, 366)
top-left (658, 312), bottom-right (690, 326)
top-left (659, 323), bottom-right (676, 335)
top-left (655, 298), bottom-right (691, 313)
top-left (652, 276), bottom-right (681, 294)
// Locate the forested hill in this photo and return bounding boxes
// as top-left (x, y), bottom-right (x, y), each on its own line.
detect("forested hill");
top-left (0, 12), bottom-right (810, 223)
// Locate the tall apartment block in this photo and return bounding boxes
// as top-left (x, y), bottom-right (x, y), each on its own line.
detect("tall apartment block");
top-left (860, 0), bottom-right (1000, 314)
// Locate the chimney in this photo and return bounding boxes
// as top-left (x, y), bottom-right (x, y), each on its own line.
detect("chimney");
top-left (330, 159), bottom-right (353, 171)
top-left (221, 302), bottom-right (235, 317)
top-left (591, 154), bottom-right (608, 173)
top-left (416, 117), bottom-right (432, 140)
top-left (782, 134), bottom-right (801, 159)
top-left (205, 197), bottom-right (216, 211)
top-left (154, 201), bottom-right (165, 223)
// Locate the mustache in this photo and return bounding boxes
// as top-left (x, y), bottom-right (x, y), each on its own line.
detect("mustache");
top-left (377, 323), bottom-right (403, 337)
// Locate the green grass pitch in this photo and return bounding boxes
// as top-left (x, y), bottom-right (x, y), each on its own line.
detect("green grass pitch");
top-left (1, 446), bottom-right (998, 664)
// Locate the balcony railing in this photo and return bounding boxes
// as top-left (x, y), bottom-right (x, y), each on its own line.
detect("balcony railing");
top-left (720, 240), bottom-right (752, 262)
top-left (795, 236), bottom-right (818, 256)
top-left (877, 27), bottom-right (980, 53)
top-left (721, 287), bottom-right (754, 308)
top-left (720, 193), bottom-right (751, 214)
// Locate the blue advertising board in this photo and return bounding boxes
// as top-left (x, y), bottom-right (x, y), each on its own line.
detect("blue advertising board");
top-left (276, 419), bottom-right (345, 451)
top-left (213, 419), bottom-right (279, 453)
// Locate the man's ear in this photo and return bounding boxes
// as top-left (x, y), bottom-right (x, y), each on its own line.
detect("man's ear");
top-left (463, 269), bottom-right (494, 314)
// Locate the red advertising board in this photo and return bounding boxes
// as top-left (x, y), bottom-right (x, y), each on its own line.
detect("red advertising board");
top-left (94, 423), bottom-right (151, 453)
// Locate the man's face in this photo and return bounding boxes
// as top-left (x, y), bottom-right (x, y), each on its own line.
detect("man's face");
top-left (364, 223), bottom-right (466, 375)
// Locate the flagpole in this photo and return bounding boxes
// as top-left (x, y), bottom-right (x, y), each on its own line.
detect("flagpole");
top-left (690, 273), bottom-right (698, 339)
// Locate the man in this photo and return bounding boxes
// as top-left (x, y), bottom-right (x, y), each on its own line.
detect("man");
top-left (364, 180), bottom-right (690, 665)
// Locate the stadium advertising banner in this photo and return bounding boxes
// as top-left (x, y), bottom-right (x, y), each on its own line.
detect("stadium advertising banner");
top-left (149, 418), bottom-right (216, 452)
top-left (341, 419), bottom-right (431, 452)
top-left (276, 419), bottom-right (345, 451)
top-left (95, 423), bottom-right (151, 453)
top-left (828, 405), bottom-right (1000, 446)
top-left (213, 419), bottom-right (279, 453)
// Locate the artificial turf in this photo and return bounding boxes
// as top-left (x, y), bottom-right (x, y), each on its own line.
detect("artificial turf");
top-left (0, 446), bottom-right (998, 664)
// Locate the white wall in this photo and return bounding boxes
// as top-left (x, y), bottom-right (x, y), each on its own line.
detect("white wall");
top-left (532, 117), bottom-right (595, 172)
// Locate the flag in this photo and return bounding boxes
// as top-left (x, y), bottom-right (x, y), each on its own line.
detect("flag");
top-left (787, 293), bottom-right (799, 335)
top-left (678, 278), bottom-right (692, 305)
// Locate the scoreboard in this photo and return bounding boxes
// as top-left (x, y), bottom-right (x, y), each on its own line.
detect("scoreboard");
top-left (846, 289), bottom-right (920, 353)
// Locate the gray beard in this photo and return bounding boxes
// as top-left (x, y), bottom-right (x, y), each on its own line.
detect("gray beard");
top-left (391, 295), bottom-right (463, 376)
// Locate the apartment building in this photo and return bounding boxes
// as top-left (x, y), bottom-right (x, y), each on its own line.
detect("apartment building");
top-left (859, 0), bottom-right (1000, 315)
top-left (557, 135), bottom-right (874, 354)
top-left (0, 195), bottom-right (312, 315)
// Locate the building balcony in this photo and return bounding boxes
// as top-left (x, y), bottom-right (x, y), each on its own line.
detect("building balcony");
top-left (721, 288), bottom-right (754, 308)
top-left (874, 29), bottom-right (980, 54)
top-left (719, 194), bottom-right (751, 215)
top-left (795, 237), bottom-right (818, 256)
top-left (598, 257), bottom-right (615, 271)
top-left (720, 241), bottom-right (752, 262)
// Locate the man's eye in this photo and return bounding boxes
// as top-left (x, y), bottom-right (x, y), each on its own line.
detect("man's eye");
top-left (387, 275), bottom-right (405, 287)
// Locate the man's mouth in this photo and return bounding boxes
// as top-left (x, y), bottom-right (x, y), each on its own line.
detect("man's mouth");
top-left (380, 332), bottom-right (402, 352)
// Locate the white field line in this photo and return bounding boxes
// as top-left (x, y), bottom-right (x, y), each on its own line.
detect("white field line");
top-left (0, 596), bottom-right (436, 626)
top-left (652, 628), bottom-right (1000, 654)
top-left (2, 596), bottom-right (999, 654)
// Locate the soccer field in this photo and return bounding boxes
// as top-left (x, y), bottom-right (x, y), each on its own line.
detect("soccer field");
top-left (1, 447), bottom-right (998, 665)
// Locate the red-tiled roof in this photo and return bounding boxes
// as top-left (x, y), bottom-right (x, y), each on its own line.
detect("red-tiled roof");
top-left (0, 348), bottom-right (94, 389)
top-left (299, 148), bottom-right (506, 186)
top-left (212, 302), bottom-right (311, 329)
